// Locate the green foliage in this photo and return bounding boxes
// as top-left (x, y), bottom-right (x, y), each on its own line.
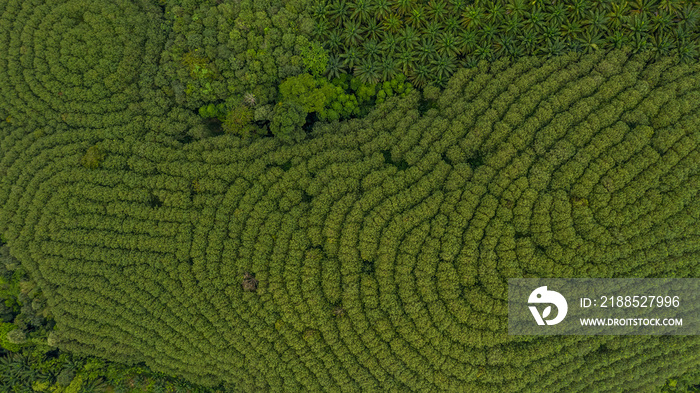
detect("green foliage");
top-left (6, 328), bottom-right (26, 344)
top-left (57, 368), bottom-right (75, 387)
top-left (0, 0), bottom-right (181, 136)
top-left (300, 41), bottom-right (330, 77)
top-left (80, 145), bottom-right (105, 169)
top-left (181, 50), bottom-right (215, 80)
top-left (0, 322), bottom-right (21, 352)
top-left (277, 72), bottom-right (414, 125)
top-left (198, 103), bottom-right (227, 121)
top-left (661, 370), bottom-right (700, 392)
top-left (161, 0), bottom-right (317, 121)
top-left (315, 0), bottom-right (700, 89)
top-left (270, 100), bottom-right (307, 142)
top-left (0, 50), bottom-right (699, 391)
top-left (278, 73), bottom-right (338, 114)
top-left (222, 103), bottom-right (256, 137)
top-left (31, 380), bottom-right (50, 392)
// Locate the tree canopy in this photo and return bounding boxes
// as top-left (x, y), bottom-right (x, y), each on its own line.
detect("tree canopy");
top-left (1, 48), bottom-right (700, 392)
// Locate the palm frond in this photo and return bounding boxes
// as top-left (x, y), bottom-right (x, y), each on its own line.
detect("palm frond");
top-left (425, 20), bottom-right (443, 40)
top-left (461, 5), bottom-right (485, 29)
top-left (398, 25), bottom-right (421, 49)
top-left (343, 20), bottom-right (365, 47)
top-left (427, 0), bottom-right (450, 22)
top-left (408, 64), bottom-right (431, 88)
top-left (349, 0), bottom-right (373, 23)
top-left (365, 18), bottom-right (383, 40)
top-left (407, 5), bottom-right (428, 29)
top-left (312, 18), bottom-right (332, 41)
top-left (327, 29), bottom-right (343, 52)
top-left (418, 37), bottom-right (438, 62)
top-left (378, 55), bottom-right (399, 81)
top-left (340, 46), bottom-right (362, 69)
top-left (383, 13), bottom-right (403, 33)
top-left (326, 54), bottom-right (345, 80)
top-left (372, 0), bottom-right (392, 20)
top-left (505, 0), bottom-right (528, 18)
top-left (392, 0), bottom-right (414, 17)
top-left (430, 53), bottom-right (457, 80)
top-left (437, 31), bottom-right (460, 57)
top-left (379, 31), bottom-right (399, 54)
top-left (396, 48), bottom-right (418, 74)
top-left (354, 58), bottom-right (381, 85)
top-left (328, 0), bottom-right (351, 22)
top-left (363, 38), bottom-right (382, 61)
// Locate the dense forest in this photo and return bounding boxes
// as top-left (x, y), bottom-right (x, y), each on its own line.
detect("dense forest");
top-left (1, 0), bottom-right (700, 392)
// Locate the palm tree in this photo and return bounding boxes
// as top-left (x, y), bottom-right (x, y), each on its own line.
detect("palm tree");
top-left (326, 54), bottom-right (345, 80)
top-left (425, 20), bottom-right (443, 41)
top-left (473, 43), bottom-right (495, 60)
top-left (398, 25), bottom-right (421, 50)
top-left (372, 0), bottom-right (392, 20)
top-left (546, 2), bottom-right (568, 25)
top-left (378, 55), bottom-right (399, 81)
top-left (524, 8), bottom-right (547, 33)
top-left (328, 0), bottom-right (351, 23)
top-left (365, 18), bottom-right (383, 40)
top-left (677, 37), bottom-right (698, 64)
top-left (503, 13), bottom-right (524, 34)
top-left (311, 1), bottom-right (329, 19)
top-left (408, 64), bottom-right (431, 88)
top-left (354, 58), bottom-right (381, 85)
top-left (568, 0), bottom-right (590, 21)
top-left (577, 27), bottom-right (606, 53)
top-left (418, 37), bottom-right (438, 62)
top-left (458, 29), bottom-right (479, 55)
top-left (581, 7), bottom-right (610, 34)
top-left (606, 1), bottom-right (630, 30)
top-left (312, 18), bottom-right (332, 41)
top-left (343, 20), bottom-right (365, 47)
top-left (561, 19), bottom-right (584, 41)
top-left (449, 0), bottom-right (467, 14)
top-left (444, 15), bottom-right (461, 34)
top-left (407, 5), bottom-right (428, 29)
top-left (437, 31), bottom-right (460, 57)
top-left (505, 39), bottom-right (526, 58)
top-left (460, 54), bottom-right (480, 69)
top-left (430, 53), bottom-right (457, 81)
top-left (349, 0), bottom-right (373, 24)
top-left (494, 32), bottom-right (517, 58)
top-left (340, 46), bottom-right (362, 70)
top-left (392, 0), bottom-right (414, 17)
top-left (326, 29), bottom-right (343, 52)
top-left (541, 22), bottom-right (561, 44)
top-left (484, 0), bottom-right (506, 24)
top-left (383, 13), bottom-right (403, 33)
top-left (657, 0), bottom-right (683, 14)
top-left (478, 20), bottom-right (501, 42)
top-left (650, 32), bottom-right (673, 59)
top-left (649, 11), bottom-right (673, 34)
top-left (396, 47), bottom-right (418, 75)
top-left (505, 0), bottom-right (528, 18)
top-left (543, 37), bottom-right (568, 57)
top-left (363, 38), bottom-right (381, 61)
top-left (379, 31), bottom-right (399, 54)
top-left (427, 0), bottom-right (449, 23)
top-left (517, 29), bottom-right (538, 54)
top-left (461, 4), bottom-right (485, 29)
top-left (630, 0), bottom-right (659, 15)
top-left (80, 377), bottom-right (109, 393)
